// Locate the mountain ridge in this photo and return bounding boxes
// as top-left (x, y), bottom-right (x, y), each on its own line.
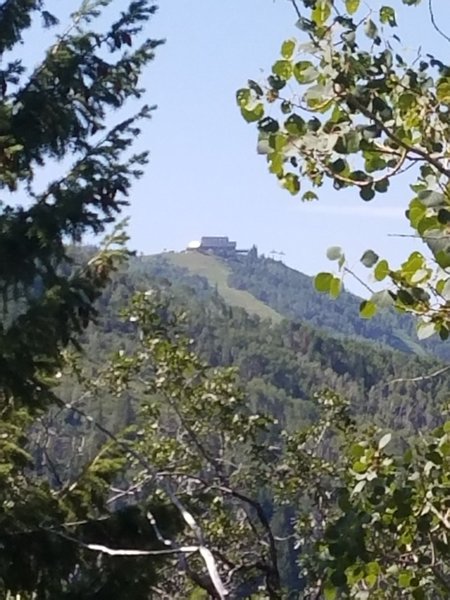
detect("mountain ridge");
top-left (139, 249), bottom-right (449, 362)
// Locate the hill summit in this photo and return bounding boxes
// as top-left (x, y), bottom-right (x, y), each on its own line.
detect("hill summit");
top-left (135, 246), bottom-right (449, 362)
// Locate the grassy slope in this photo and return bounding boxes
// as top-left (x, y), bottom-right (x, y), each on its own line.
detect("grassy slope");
top-left (165, 251), bottom-right (283, 323)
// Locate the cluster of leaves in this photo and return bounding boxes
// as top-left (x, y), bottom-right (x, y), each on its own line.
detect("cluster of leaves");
top-left (322, 422), bottom-right (450, 599)
top-left (272, 391), bottom-right (450, 599)
top-left (237, 0), bottom-right (450, 339)
top-left (44, 255), bottom-right (449, 595)
top-left (237, 1), bottom-right (450, 597)
top-left (50, 290), bottom-right (284, 598)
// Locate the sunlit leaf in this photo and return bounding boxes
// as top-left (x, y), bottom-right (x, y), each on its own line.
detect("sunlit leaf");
top-left (345, 0), bottom-right (360, 15)
top-left (315, 272), bottom-right (333, 292)
top-left (360, 300), bottom-right (377, 318)
top-left (281, 39), bottom-right (296, 59)
top-left (380, 6), bottom-right (397, 26)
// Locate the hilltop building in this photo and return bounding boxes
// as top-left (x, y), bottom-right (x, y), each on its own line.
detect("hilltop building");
top-left (186, 236), bottom-right (249, 257)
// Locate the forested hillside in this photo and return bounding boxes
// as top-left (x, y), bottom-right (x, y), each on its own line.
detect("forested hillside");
top-left (70, 250), bottom-right (449, 436)
top-left (36, 246), bottom-right (447, 596)
top-left (139, 250), bottom-right (450, 361)
top-left (227, 252), bottom-right (450, 360)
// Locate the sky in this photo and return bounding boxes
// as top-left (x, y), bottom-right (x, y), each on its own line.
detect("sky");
top-left (24, 1), bottom-right (450, 293)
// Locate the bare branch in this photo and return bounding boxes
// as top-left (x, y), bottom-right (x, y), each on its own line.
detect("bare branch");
top-left (59, 399), bottom-right (229, 599)
top-left (385, 365), bottom-right (450, 387)
top-left (428, 0), bottom-right (450, 45)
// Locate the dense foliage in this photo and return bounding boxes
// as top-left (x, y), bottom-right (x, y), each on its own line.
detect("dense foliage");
top-left (0, 2), bottom-right (180, 597)
top-left (238, 0), bottom-right (450, 597)
top-left (238, 0), bottom-right (450, 340)
top-left (46, 270), bottom-right (450, 598)
top-left (2, 0), bottom-right (449, 597)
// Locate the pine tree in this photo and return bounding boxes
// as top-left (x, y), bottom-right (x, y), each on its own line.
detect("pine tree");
top-left (0, 2), bottom-right (171, 596)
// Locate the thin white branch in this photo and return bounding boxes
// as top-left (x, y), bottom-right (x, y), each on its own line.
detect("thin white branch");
top-left (87, 543), bottom-right (198, 556)
top-left (60, 399), bottom-right (229, 599)
top-left (385, 365), bottom-right (450, 386)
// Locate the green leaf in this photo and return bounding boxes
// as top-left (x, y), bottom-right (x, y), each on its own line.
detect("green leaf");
top-left (350, 443), bottom-right (366, 458)
top-left (315, 272), bottom-right (333, 293)
top-left (345, 0), bottom-right (360, 15)
top-left (380, 6), bottom-right (397, 26)
top-left (374, 178), bottom-right (390, 193)
top-left (236, 88), bottom-right (251, 108)
top-left (352, 479), bottom-right (366, 494)
top-left (371, 290), bottom-right (394, 308)
top-left (293, 61), bottom-right (318, 84)
top-left (281, 39), bottom-right (296, 59)
top-left (374, 259), bottom-right (389, 281)
top-left (344, 131), bottom-right (361, 154)
top-left (257, 133), bottom-right (270, 155)
top-left (323, 580), bottom-right (337, 600)
top-left (408, 199), bottom-right (426, 228)
top-left (272, 60), bottom-right (293, 80)
top-left (361, 250), bottom-right (379, 268)
top-left (402, 251), bottom-right (424, 274)
top-left (398, 571), bottom-right (412, 588)
top-left (417, 321), bottom-right (436, 340)
top-left (365, 153), bottom-right (386, 173)
top-left (353, 460), bottom-right (368, 473)
top-left (360, 185), bottom-right (375, 201)
top-left (436, 78), bottom-right (450, 103)
top-left (330, 158), bottom-right (348, 174)
top-left (438, 208), bottom-right (450, 224)
top-left (364, 18), bottom-right (378, 39)
top-left (418, 190), bottom-right (446, 207)
top-left (410, 268), bottom-right (430, 284)
top-left (312, 0), bottom-right (332, 26)
top-left (329, 276), bottom-right (342, 299)
top-left (360, 300), bottom-right (377, 318)
top-left (248, 79), bottom-right (263, 97)
top-left (241, 103), bottom-right (264, 123)
top-left (269, 133), bottom-right (287, 151)
top-left (283, 172), bottom-right (300, 195)
top-left (281, 100), bottom-right (292, 114)
top-left (284, 114), bottom-right (306, 136)
top-left (269, 152), bottom-right (284, 176)
top-left (435, 249), bottom-right (450, 269)
top-left (268, 74), bottom-right (286, 91)
top-left (438, 278), bottom-right (450, 300)
top-left (302, 190), bottom-right (318, 201)
top-left (397, 289), bottom-right (415, 306)
top-left (398, 92), bottom-right (416, 111)
top-left (259, 117), bottom-right (279, 134)
top-left (366, 562), bottom-right (380, 576)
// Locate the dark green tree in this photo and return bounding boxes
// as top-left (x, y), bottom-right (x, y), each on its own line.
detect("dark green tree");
top-left (0, 1), bottom-right (175, 597)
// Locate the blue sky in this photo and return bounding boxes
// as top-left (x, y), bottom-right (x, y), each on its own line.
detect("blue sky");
top-left (26, 1), bottom-right (450, 291)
